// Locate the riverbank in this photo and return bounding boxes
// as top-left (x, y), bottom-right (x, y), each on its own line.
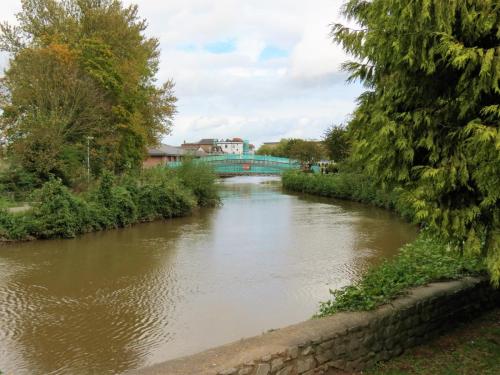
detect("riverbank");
top-left (0, 162), bottom-right (219, 241)
top-left (132, 277), bottom-right (500, 375)
top-left (281, 170), bottom-right (496, 373)
top-left (282, 171), bottom-right (489, 314)
top-left (0, 176), bottom-right (417, 374)
top-left (281, 171), bottom-right (412, 219)
top-left (316, 232), bottom-right (484, 316)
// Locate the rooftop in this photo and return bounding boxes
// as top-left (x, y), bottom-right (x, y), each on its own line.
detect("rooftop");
top-left (198, 139), bottom-right (217, 145)
top-left (148, 144), bottom-right (185, 157)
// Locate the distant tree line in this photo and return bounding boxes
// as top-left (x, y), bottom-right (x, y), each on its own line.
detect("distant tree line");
top-left (256, 125), bottom-right (350, 165)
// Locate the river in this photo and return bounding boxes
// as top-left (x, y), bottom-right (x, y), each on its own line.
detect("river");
top-left (0, 176), bottom-right (417, 374)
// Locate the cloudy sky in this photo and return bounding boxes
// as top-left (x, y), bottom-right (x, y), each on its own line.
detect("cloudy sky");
top-left (0, 0), bottom-right (362, 147)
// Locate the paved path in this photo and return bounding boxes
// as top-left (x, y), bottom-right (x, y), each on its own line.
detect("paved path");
top-left (7, 205), bottom-right (31, 214)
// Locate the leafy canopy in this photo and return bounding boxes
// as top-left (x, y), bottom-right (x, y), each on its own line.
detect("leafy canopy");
top-left (333, 0), bottom-right (499, 282)
top-left (0, 0), bottom-right (177, 183)
top-left (323, 124), bottom-right (350, 162)
top-left (256, 138), bottom-right (326, 164)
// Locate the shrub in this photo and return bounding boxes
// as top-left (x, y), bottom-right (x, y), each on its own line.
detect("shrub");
top-left (136, 180), bottom-right (195, 221)
top-left (95, 171), bottom-right (115, 207)
top-left (0, 210), bottom-right (30, 240)
top-left (0, 164), bottom-right (42, 200)
top-left (283, 171), bottom-right (392, 207)
top-left (90, 172), bottom-right (138, 228)
top-left (30, 178), bottom-right (89, 238)
top-left (122, 167), bottom-right (197, 221)
top-left (0, 210), bottom-right (13, 238)
top-left (109, 186), bottom-right (138, 227)
top-left (176, 159), bottom-right (220, 207)
top-left (0, 164), bottom-right (219, 241)
top-left (160, 183), bottom-right (197, 218)
top-left (282, 171), bottom-right (416, 221)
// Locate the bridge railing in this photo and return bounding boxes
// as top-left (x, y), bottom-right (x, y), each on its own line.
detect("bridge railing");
top-left (168, 154), bottom-right (301, 169)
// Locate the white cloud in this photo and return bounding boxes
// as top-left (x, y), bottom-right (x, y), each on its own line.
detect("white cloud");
top-left (289, 22), bottom-right (346, 81)
top-left (0, 0), bottom-right (362, 147)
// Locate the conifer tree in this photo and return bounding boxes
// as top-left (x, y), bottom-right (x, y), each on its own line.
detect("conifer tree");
top-left (333, 1), bottom-right (500, 282)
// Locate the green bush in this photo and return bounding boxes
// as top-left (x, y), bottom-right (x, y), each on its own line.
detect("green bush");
top-left (283, 171), bottom-right (393, 207)
top-left (136, 181), bottom-right (195, 220)
top-left (282, 171), bottom-right (416, 221)
top-left (0, 209), bottom-right (30, 240)
top-left (0, 164), bottom-right (42, 200)
top-left (123, 167), bottom-right (196, 221)
top-left (109, 186), bottom-right (138, 227)
top-left (317, 232), bottom-right (485, 316)
top-left (176, 159), bottom-right (220, 207)
top-left (90, 173), bottom-right (137, 227)
top-left (30, 178), bottom-right (89, 238)
top-left (0, 210), bottom-right (13, 237)
top-left (0, 165), bottom-right (218, 241)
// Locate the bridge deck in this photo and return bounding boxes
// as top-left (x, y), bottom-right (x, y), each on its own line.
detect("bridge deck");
top-left (168, 154), bottom-right (300, 175)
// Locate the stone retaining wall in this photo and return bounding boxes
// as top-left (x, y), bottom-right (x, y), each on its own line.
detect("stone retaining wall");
top-left (133, 277), bottom-right (499, 375)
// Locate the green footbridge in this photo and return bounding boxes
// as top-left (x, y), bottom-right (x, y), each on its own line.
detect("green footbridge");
top-left (168, 154), bottom-right (301, 176)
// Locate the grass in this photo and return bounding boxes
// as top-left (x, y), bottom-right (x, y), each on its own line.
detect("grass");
top-left (364, 308), bottom-right (500, 375)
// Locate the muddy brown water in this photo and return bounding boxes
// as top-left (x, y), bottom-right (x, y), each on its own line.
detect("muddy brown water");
top-left (0, 176), bottom-right (417, 374)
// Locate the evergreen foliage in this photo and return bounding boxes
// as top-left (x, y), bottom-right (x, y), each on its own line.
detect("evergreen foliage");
top-left (256, 138), bottom-right (326, 163)
top-left (0, 0), bottom-right (177, 183)
top-left (332, 0), bottom-right (500, 282)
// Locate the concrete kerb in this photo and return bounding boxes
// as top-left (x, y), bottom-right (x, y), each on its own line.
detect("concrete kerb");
top-left (130, 277), bottom-right (499, 375)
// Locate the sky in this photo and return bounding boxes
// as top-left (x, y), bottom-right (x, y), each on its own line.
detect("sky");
top-left (0, 0), bottom-right (363, 147)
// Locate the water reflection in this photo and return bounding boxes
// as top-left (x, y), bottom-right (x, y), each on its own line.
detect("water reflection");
top-left (0, 177), bottom-right (416, 374)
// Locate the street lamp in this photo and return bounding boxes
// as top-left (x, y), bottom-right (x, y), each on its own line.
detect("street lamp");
top-left (86, 136), bottom-right (94, 183)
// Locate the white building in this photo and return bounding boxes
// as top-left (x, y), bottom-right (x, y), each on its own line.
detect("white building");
top-left (216, 138), bottom-right (245, 155)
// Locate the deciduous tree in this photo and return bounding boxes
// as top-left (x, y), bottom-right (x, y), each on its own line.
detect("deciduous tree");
top-left (256, 138), bottom-right (326, 164)
top-left (323, 125), bottom-right (350, 162)
top-left (0, 0), bottom-right (177, 183)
